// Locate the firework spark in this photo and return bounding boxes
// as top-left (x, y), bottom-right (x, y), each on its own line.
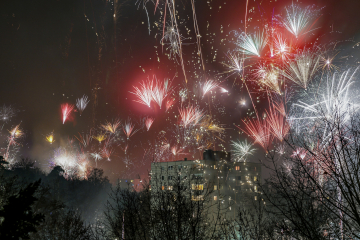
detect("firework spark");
top-left (254, 64), bottom-right (282, 94)
top-left (46, 132), bottom-right (55, 144)
top-left (202, 79), bottom-right (220, 97)
top-left (76, 95), bottom-right (90, 116)
top-left (240, 118), bottom-right (272, 151)
top-left (236, 31), bottom-right (268, 57)
top-left (178, 105), bottom-right (204, 127)
top-left (123, 120), bottom-right (138, 139)
top-left (101, 119), bottom-right (121, 134)
top-left (130, 80), bottom-right (153, 107)
top-left (281, 50), bottom-right (320, 89)
top-left (282, 4), bottom-right (313, 38)
top-left (166, 98), bottom-right (175, 112)
top-left (61, 103), bottom-right (75, 124)
top-left (91, 152), bottom-right (103, 167)
top-left (231, 139), bottom-right (256, 162)
top-left (93, 133), bottom-right (107, 143)
top-left (145, 117), bottom-right (154, 131)
top-left (266, 103), bottom-right (290, 142)
top-left (0, 105), bottom-right (16, 122)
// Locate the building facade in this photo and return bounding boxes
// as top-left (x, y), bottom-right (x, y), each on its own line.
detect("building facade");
top-left (150, 149), bottom-right (262, 216)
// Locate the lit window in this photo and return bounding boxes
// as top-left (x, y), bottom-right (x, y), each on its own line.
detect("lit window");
top-left (168, 186), bottom-right (173, 190)
top-left (161, 186), bottom-right (165, 190)
top-left (214, 165), bottom-right (216, 169)
top-left (246, 176), bottom-right (249, 181)
top-left (131, 180), bottom-right (133, 182)
top-left (214, 185), bottom-right (217, 190)
top-left (191, 195), bottom-right (204, 201)
top-left (254, 186), bottom-right (257, 192)
top-left (214, 196), bottom-right (217, 201)
top-left (254, 196), bottom-right (257, 201)
top-left (235, 166), bottom-right (240, 171)
top-left (254, 167), bottom-right (257, 171)
top-left (192, 184), bottom-right (204, 190)
top-left (254, 176), bottom-right (257, 181)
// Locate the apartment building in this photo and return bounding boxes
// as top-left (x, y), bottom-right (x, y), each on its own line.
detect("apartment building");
top-left (150, 149), bottom-right (261, 209)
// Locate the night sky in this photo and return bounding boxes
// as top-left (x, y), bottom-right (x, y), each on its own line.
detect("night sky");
top-left (1, 0), bottom-right (360, 181)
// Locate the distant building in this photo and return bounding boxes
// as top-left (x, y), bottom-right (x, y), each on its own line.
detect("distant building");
top-left (150, 149), bottom-right (261, 216)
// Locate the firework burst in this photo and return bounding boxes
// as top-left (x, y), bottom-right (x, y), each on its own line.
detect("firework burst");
top-left (123, 120), bottom-right (138, 139)
top-left (178, 105), bottom-right (204, 127)
top-left (61, 103), bottom-right (75, 124)
top-left (281, 49), bottom-right (320, 89)
top-left (101, 119), bottom-right (121, 134)
top-left (235, 31), bottom-right (267, 57)
top-left (240, 118), bottom-right (272, 151)
top-left (231, 139), bottom-right (256, 162)
top-left (282, 4), bottom-right (313, 38)
top-left (46, 132), bottom-right (55, 144)
top-left (145, 117), bottom-right (155, 131)
top-left (76, 95), bottom-right (90, 116)
top-left (202, 79), bottom-right (220, 98)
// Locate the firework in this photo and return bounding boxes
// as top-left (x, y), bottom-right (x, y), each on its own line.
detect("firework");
top-left (266, 103), bottom-right (290, 142)
top-left (171, 145), bottom-right (183, 156)
top-left (76, 95), bottom-right (90, 116)
top-left (101, 146), bottom-right (113, 160)
top-left (240, 118), bottom-right (272, 151)
top-left (178, 105), bottom-right (204, 127)
top-left (292, 68), bottom-right (359, 143)
top-left (61, 103), bottom-right (75, 124)
top-left (123, 120), bottom-right (138, 139)
top-left (273, 34), bottom-right (291, 60)
top-left (220, 87), bottom-right (229, 93)
top-left (0, 105), bottom-right (16, 122)
top-left (202, 79), bottom-right (220, 98)
top-left (75, 132), bottom-right (92, 148)
top-left (101, 119), bottom-right (121, 134)
top-left (93, 133), bottom-right (107, 143)
top-left (5, 124), bottom-right (23, 161)
top-left (221, 52), bottom-right (243, 77)
top-left (91, 152), bottom-right (103, 167)
top-left (166, 98), bottom-right (175, 112)
top-left (282, 4), bottom-right (313, 38)
top-left (52, 147), bottom-right (80, 177)
top-left (145, 117), bottom-right (154, 131)
top-left (281, 50), bottom-right (320, 89)
top-left (130, 80), bottom-right (153, 107)
top-left (254, 64), bottom-right (282, 95)
top-left (46, 132), bottom-right (55, 144)
top-left (292, 147), bottom-right (307, 160)
top-left (235, 31), bottom-right (267, 57)
top-left (151, 78), bottom-right (172, 109)
top-left (231, 139), bottom-right (256, 162)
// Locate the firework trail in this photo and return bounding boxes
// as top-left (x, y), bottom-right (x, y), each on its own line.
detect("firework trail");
top-left (240, 118), bottom-right (272, 151)
top-left (178, 105), bottom-right (204, 127)
top-left (5, 124), bottom-right (23, 162)
top-left (75, 132), bottom-right (92, 148)
top-left (231, 139), bottom-right (256, 162)
top-left (123, 119), bottom-right (138, 139)
top-left (266, 102), bottom-right (290, 142)
top-left (282, 4), bottom-right (313, 38)
top-left (254, 64), bottom-right (282, 95)
top-left (166, 98), bottom-right (175, 112)
top-left (235, 31), bottom-right (268, 57)
top-left (202, 79), bottom-right (220, 98)
top-left (76, 95), bottom-right (90, 116)
top-left (151, 78), bottom-right (172, 109)
top-left (101, 119), bottom-right (121, 134)
top-left (130, 80), bottom-right (153, 107)
top-left (61, 103), bottom-right (75, 124)
top-left (93, 133), bottom-right (107, 143)
top-left (221, 52), bottom-right (243, 78)
top-left (145, 117), bottom-right (154, 131)
top-left (281, 49), bottom-right (320, 89)
top-left (46, 132), bottom-right (55, 144)
top-left (91, 152), bottom-right (103, 167)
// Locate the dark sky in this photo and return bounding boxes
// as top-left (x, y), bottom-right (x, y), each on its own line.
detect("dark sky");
top-left (1, 0), bottom-right (360, 180)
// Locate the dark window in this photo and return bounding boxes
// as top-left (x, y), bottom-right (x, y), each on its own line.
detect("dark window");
top-left (235, 186), bottom-right (241, 191)
top-left (168, 166), bottom-right (173, 170)
top-left (168, 176), bottom-right (173, 180)
top-left (237, 176), bottom-right (241, 180)
top-left (161, 176), bottom-right (164, 181)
